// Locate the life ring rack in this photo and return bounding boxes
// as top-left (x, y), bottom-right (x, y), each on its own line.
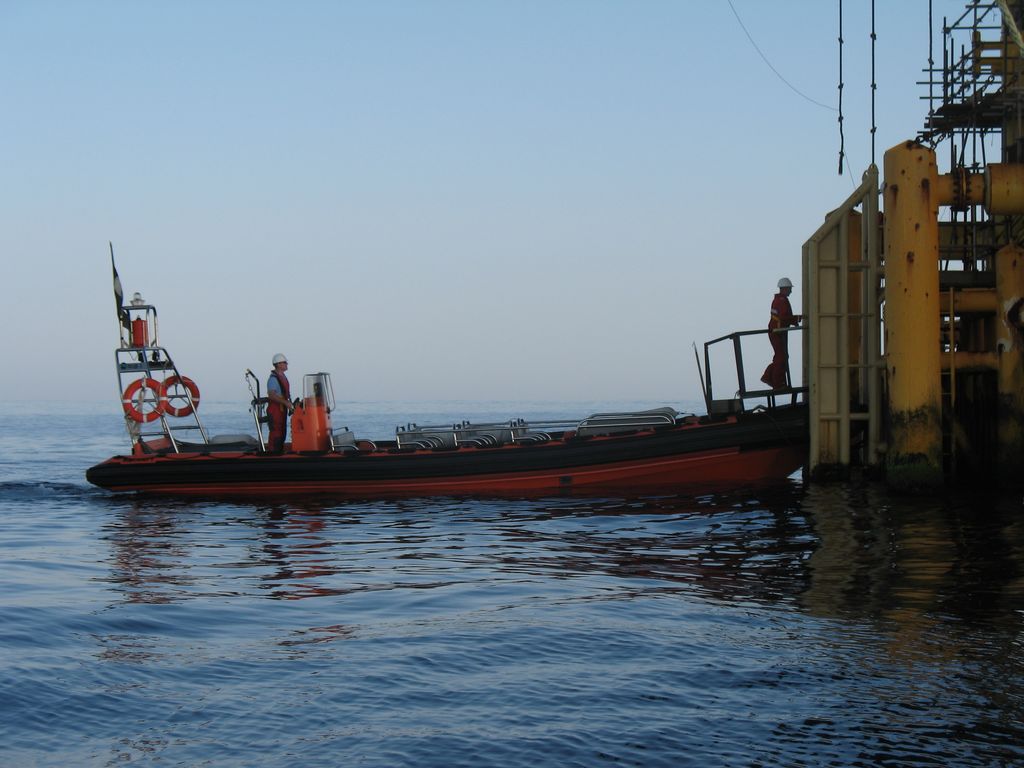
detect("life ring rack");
top-left (160, 375), bottom-right (201, 418)
top-left (121, 377), bottom-right (164, 423)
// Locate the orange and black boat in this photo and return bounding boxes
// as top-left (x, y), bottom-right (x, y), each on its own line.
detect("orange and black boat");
top-left (87, 258), bottom-right (807, 497)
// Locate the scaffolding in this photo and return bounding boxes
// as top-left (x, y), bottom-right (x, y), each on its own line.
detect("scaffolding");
top-left (919, 0), bottom-right (1024, 273)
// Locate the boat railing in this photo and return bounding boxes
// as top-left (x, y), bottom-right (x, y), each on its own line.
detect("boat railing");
top-left (702, 327), bottom-right (807, 414)
top-left (245, 369), bottom-right (271, 451)
top-left (395, 418), bottom-right (574, 449)
top-left (575, 408), bottom-right (678, 436)
top-left (392, 410), bottom-right (688, 449)
top-left (249, 400), bottom-right (271, 451)
top-left (395, 423), bottom-right (455, 449)
top-left (396, 419), bottom-right (521, 449)
top-left (512, 419), bottom-right (577, 435)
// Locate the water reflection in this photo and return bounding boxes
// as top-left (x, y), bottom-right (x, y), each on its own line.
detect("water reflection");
top-left (800, 484), bottom-right (1024, 625)
top-left (81, 486), bottom-right (1024, 766)
top-left (254, 506), bottom-right (348, 600)
top-left (97, 484), bottom-right (1024, 630)
top-left (100, 504), bottom-right (198, 604)
top-left (278, 623), bottom-right (354, 647)
top-left (477, 487), bottom-right (815, 607)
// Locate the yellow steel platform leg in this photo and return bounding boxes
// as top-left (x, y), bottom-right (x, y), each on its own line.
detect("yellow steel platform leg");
top-left (883, 142), bottom-right (944, 490)
top-left (996, 244), bottom-right (1024, 481)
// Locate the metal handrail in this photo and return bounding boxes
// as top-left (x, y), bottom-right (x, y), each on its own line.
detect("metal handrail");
top-left (703, 326), bottom-right (806, 409)
top-left (576, 411), bottom-right (676, 434)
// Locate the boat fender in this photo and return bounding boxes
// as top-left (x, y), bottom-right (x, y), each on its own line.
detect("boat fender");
top-left (160, 375), bottom-right (201, 417)
top-left (122, 377), bottom-right (164, 422)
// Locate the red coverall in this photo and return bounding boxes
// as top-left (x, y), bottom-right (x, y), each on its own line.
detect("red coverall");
top-left (761, 292), bottom-right (800, 389)
top-left (267, 369), bottom-right (291, 452)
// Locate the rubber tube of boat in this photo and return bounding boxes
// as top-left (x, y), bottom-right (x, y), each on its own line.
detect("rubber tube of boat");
top-left (130, 317), bottom-right (149, 348)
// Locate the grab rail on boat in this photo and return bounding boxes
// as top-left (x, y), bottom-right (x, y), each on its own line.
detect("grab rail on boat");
top-left (575, 408), bottom-right (678, 436)
top-left (393, 411), bottom-right (690, 448)
top-left (702, 327), bottom-right (807, 414)
top-left (395, 423), bottom-right (457, 449)
top-left (395, 418), bottom-right (568, 449)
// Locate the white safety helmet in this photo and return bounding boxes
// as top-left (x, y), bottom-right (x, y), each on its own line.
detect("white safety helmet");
top-left (272, 353), bottom-right (288, 366)
top-left (778, 277), bottom-right (793, 288)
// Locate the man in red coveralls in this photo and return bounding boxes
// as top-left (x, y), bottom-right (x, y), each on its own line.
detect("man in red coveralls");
top-left (760, 277), bottom-right (802, 390)
top-left (266, 353), bottom-right (295, 452)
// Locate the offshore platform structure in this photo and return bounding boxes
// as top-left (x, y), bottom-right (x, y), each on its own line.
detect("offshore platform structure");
top-left (804, 1), bottom-right (1024, 489)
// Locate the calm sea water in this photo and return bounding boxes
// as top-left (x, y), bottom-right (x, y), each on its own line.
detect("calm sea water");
top-left (2, 400), bottom-right (1023, 767)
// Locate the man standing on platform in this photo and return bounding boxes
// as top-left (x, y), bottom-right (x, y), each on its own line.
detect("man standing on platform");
top-left (761, 277), bottom-right (802, 390)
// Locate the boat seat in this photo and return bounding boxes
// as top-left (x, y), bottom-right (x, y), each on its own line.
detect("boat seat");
top-left (397, 419), bottom-right (538, 450)
top-left (513, 431), bottom-right (551, 444)
top-left (210, 434), bottom-right (259, 446)
top-left (575, 407), bottom-right (679, 436)
top-left (144, 435), bottom-right (259, 454)
top-left (409, 436), bottom-right (447, 449)
top-left (396, 427), bottom-right (457, 449)
top-left (330, 428), bottom-right (358, 453)
top-left (456, 428), bottom-right (514, 447)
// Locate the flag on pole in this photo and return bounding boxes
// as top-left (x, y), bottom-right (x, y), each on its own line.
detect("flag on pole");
top-left (110, 242), bottom-right (129, 334)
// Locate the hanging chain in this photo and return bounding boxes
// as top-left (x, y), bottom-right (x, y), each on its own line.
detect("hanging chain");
top-left (927, 0), bottom-right (934, 142)
top-left (838, 0), bottom-right (845, 175)
top-left (871, 0), bottom-right (877, 167)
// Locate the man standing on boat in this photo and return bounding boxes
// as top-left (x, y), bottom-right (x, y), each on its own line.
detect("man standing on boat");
top-left (266, 353), bottom-right (294, 452)
top-left (760, 277), bottom-right (802, 390)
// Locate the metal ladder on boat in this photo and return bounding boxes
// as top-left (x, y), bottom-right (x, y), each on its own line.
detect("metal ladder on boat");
top-left (115, 299), bottom-right (209, 452)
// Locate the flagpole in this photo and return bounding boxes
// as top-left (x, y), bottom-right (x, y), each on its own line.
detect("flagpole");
top-left (110, 242), bottom-right (129, 344)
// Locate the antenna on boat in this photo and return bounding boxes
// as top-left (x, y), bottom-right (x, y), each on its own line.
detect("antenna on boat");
top-left (693, 342), bottom-right (711, 415)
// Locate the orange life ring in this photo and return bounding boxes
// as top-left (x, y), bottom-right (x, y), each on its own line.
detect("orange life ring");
top-left (160, 375), bottom-right (201, 417)
top-left (122, 377), bottom-right (164, 423)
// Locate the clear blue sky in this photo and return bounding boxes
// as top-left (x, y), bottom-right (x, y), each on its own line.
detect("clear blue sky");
top-left (1, 0), bottom-right (972, 403)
